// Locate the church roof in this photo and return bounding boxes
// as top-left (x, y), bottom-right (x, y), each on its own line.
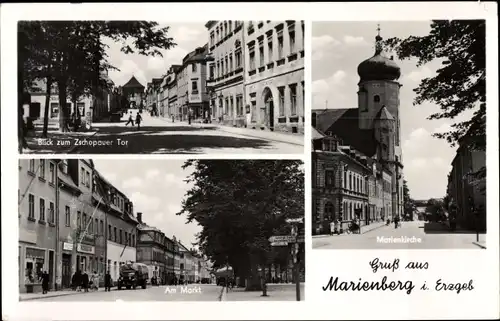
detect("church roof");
top-left (311, 126), bottom-right (325, 140)
top-left (375, 106), bottom-right (394, 120)
top-left (315, 108), bottom-right (378, 158)
top-left (357, 33), bottom-right (401, 82)
top-left (123, 76), bottom-right (145, 89)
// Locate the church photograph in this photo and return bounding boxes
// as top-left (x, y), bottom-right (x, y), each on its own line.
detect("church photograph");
top-left (311, 21), bottom-right (486, 250)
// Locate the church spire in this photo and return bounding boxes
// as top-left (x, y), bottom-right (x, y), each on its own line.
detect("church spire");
top-left (375, 23), bottom-right (383, 55)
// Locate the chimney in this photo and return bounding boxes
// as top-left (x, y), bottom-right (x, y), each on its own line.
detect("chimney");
top-left (137, 212), bottom-right (142, 223)
top-left (312, 112), bottom-right (317, 128)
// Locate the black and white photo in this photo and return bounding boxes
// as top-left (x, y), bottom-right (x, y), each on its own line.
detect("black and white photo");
top-left (18, 159), bottom-right (305, 301)
top-left (18, 21), bottom-right (305, 154)
top-left (311, 21), bottom-right (486, 249)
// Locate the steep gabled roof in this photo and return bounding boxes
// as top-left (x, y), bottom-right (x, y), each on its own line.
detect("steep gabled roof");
top-left (375, 106), bottom-right (394, 120)
top-left (318, 108), bottom-right (378, 158)
top-left (312, 126), bottom-right (325, 140)
top-left (123, 76), bottom-right (145, 89)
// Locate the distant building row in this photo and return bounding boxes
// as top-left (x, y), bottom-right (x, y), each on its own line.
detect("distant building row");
top-left (19, 159), bottom-right (213, 293)
top-left (144, 20), bottom-right (305, 134)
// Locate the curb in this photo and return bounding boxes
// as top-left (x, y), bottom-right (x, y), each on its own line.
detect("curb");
top-left (19, 291), bottom-right (82, 301)
top-left (215, 126), bottom-right (304, 147)
top-left (472, 241), bottom-right (487, 249)
top-left (148, 117), bottom-right (304, 147)
top-left (361, 223), bottom-right (387, 234)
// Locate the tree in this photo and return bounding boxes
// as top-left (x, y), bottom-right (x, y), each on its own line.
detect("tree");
top-left (384, 20), bottom-right (486, 183)
top-left (19, 21), bottom-right (177, 133)
top-left (425, 198), bottom-right (445, 222)
top-left (383, 20), bottom-right (485, 148)
top-left (177, 160), bottom-right (304, 291)
top-left (402, 180), bottom-right (416, 220)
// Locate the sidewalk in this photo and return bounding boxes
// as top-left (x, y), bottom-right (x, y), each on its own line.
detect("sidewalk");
top-left (312, 221), bottom-right (387, 238)
top-left (150, 116), bottom-right (304, 146)
top-left (221, 283), bottom-right (304, 301)
top-left (20, 288), bottom-right (117, 301)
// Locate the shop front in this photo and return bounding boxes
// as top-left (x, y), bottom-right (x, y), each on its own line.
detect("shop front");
top-left (61, 242), bottom-right (100, 287)
top-left (19, 244), bottom-right (55, 293)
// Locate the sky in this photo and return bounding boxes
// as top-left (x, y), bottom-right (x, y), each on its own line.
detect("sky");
top-left (312, 21), bottom-right (473, 200)
top-left (103, 22), bottom-right (208, 87)
top-left (92, 159), bottom-right (200, 248)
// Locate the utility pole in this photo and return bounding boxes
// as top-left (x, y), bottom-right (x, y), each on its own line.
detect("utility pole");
top-left (54, 160), bottom-right (60, 291)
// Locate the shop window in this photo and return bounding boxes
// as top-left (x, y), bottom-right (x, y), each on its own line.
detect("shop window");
top-left (25, 247), bottom-right (45, 284)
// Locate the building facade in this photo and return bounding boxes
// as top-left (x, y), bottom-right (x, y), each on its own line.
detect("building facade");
top-left (98, 174), bottom-right (139, 284)
top-left (19, 159), bottom-right (59, 293)
top-left (206, 20), bottom-right (246, 126)
top-left (167, 65), bottom-right (181, 120)
top-left (175, 45), bottom-right (210, 121)
top-left (244, 20), bottom-right (305, 134)
top-left (122, 76), bottom-right (145, 109)
top-left (311, 30), bottom-right (405, 234)
top-left (447, 117), bottom-right (486, 232)
top-left (136, 213), bottom-right (168, 285)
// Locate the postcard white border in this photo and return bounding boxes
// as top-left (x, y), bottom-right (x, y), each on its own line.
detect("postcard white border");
top-left (1, 2), bottom-right (498, 320)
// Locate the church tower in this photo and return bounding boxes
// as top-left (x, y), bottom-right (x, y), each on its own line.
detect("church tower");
top-left (357, 25), bottom-right (402, 149)
top-left (356, 25), bottom-right (405, 220)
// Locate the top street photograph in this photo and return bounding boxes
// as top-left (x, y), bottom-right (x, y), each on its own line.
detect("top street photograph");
top-left (311, 20), bottom-right (486, 249)
top-left (17, 20), bottom-right (305, 154)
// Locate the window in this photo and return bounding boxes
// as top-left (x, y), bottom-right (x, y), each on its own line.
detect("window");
top-left (278, 34), bottom-right (284, 59)
top-left (65, 206), bottom-right (70, 226)
top-left (108, 225), bottom-right (112, 240)
top-left (114, 227), bottom-right (117, 242)
top-left (249, 48), bottom-right (256, 70)
top-left (29, 160), bottom-right (35, 173)
top-left (86, 171), bottom-right (90, 188)
top-left (83, 213), bottom-right (87, 229)
top-left (39, 160), bottom-right (45, 179)
top-left (49, 202), bottom-right (54, 223)
top-left (132, 235), bottom-right (135, 247)
top-left (192, 64), bottom-right (197, 72)
top-left (77, 211), bottom-right (81, 229)
top-left (225, 56), bottom-right (229, 72)
top-left (39, 198), bottom-right (45, 221)
top-left (289, 29), bottom-right (296, 53)
top-left (100, 220), bottom-right (104, 236)
top-left (89, 218), bottom-right (93, 234)
top-left (267, 36), bottom-right (273, 62)
top-left (236, 96), bottom-right (243, 116)
top-left (374, 95), bottom-right (380, 103)
top-left (120, 229), bottom-right (123, 244)
top-left (230, 97), bottom-right (234, 117)
top-left (251, 101), bottom-right (257, 121)
top-left (209, 65), bottom-right (215, 79)
top-left (290, 84), bottom-right (297, 115)
top-left (235, 48), bottom-right (242, 69)
top-left (77, 103), bottom-right (85, 116)
top-left (278, 86), bottom-right (285, 116)
top-left (349, 173), bottom-right (352, 190)
top-left (259, 43), bottom-right (264, 67)
top-left (343, 171), bottom-right (347, 188)
top-left (49, 162), bottom-right (55, 184)
top-left (325, 170), bottom-right (334, 187)
top-left (191, 81), bottom-right (198, 93)
top-left (80, 167), bottom-right (85, 185)
top-left (229, 56), bottom-right (233, 72)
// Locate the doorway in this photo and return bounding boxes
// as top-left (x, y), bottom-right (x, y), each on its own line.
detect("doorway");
top-left (262, 87), bottom-right (274, 129)
top-left (48, 251), bottom-right (54, 290)
top-left (62, 254), bottom-right (71, 288)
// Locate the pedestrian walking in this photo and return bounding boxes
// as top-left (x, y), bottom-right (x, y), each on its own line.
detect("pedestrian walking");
top-left (41, 271), bottom-right (49, 294)
top-left (72, 270), bottom-right (82, 291)
top-left (82, 271), bottom-right (89, 292)
top-left (90, 271), bottom-right (99, 291)
top-left (136, 113), bottom-right (142, 130)
top-left (125, 113), bottom-right (135, 127)
top-left (105, 270), bottom-right (112, 292)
